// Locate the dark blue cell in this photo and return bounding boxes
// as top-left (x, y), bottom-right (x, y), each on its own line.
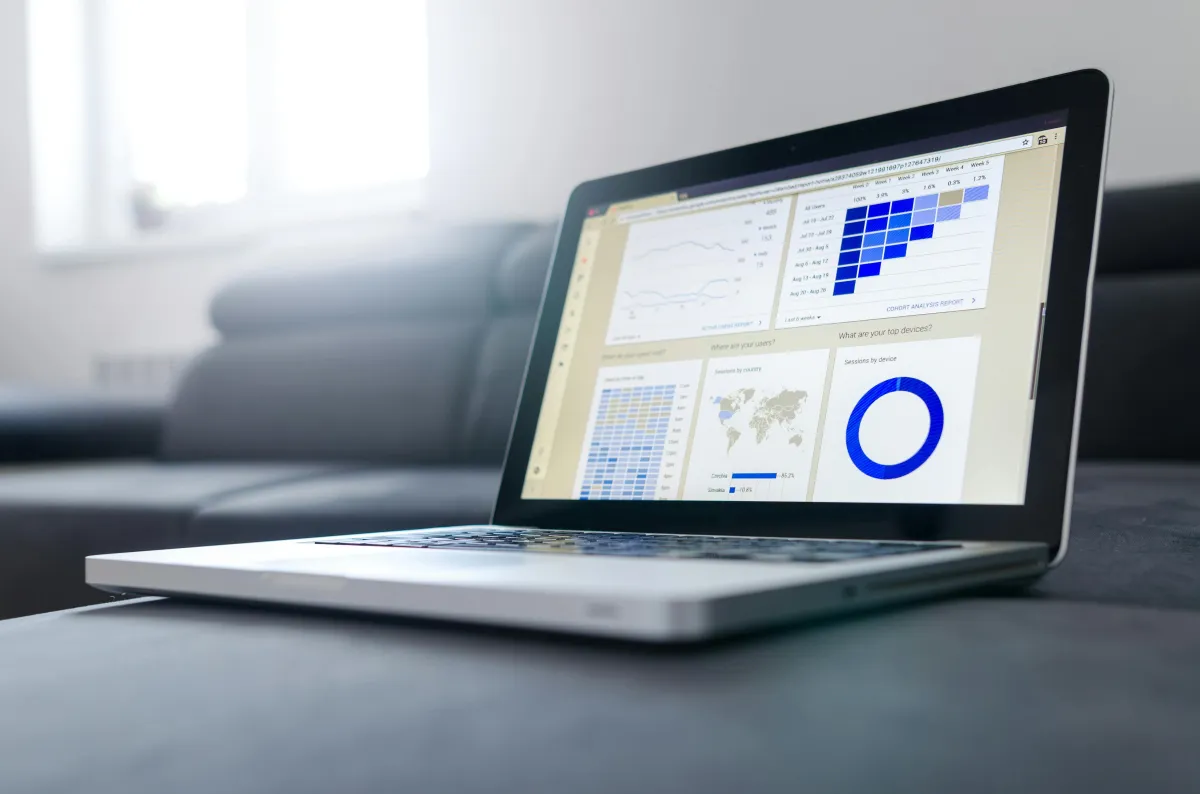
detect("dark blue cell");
top-left (838, 250), bottom-right (860, 265)
top-left (833, 280), bottom-right (856, 296)
top-left (886, 228), bottom-right (910, 245)
top-left (863, 231), bottom-right (887, 248)
top-left (843, 220), bottom-right (866, 236)
top-left (868, 202), bottom-right (890, 217)
top-left (860, 246), bottom-right (884, 263)
top-left (841, 235), bottom-right (863, 251)
top-left (846, 206), bottom-right (868, 221)
top-left (836, 265), bottom-right (858, 280)
top-left (884, 243), bottom-right (908, 259)
top-left (890, 197), bottom-right (915, 213)
top-left (888, 213), bottom-right (912, 229)
top-left (909, 224), bottom-right (934, 241)
top-left (858, 261), bottom-right (881, 277)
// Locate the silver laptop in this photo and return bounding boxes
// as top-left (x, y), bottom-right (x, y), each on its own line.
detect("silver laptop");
top-left (88, 71), bottom-right (1112, 642)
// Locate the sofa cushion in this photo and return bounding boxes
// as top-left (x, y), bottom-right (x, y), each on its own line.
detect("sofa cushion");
top-left (1077, 273), bottom-right (1200, 460)
top-left (492, 224), bottom-right (556, 312)
top-left (211, 223), bottom-right (533, 337)
top-left (461, 315), bottom-right (536, 463)
top-left (1097, 182), bottom-right (1200, 276)
top-left (188, 467), bottom-right (500, 544)
top-left (0, 462), bottom-right (337, 618)
top-left (162, 323), bottom-right (483, 463)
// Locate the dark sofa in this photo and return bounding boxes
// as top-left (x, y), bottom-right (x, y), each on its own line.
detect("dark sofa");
top-left (0, 221), bottom-right (556, 619)
top-left (0, 182), bottom-right (1194, 621)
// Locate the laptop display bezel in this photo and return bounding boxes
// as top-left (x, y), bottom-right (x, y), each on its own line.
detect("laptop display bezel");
top-left (493, 69), bottom-right (1111, 561)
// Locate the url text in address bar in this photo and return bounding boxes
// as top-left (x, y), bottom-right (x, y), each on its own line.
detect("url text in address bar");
top-left (618, 134), bottom-right (1035, 224)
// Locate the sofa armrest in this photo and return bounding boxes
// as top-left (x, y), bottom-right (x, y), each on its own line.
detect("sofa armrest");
top-left (0, 388), bottom-right (162, 464)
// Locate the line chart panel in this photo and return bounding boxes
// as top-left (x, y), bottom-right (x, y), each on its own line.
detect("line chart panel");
top-left (605, 197), bottom-right (793, 345)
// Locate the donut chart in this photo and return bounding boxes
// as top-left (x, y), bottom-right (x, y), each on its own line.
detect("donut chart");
top-left (845, 377), bottom-right (944, 480)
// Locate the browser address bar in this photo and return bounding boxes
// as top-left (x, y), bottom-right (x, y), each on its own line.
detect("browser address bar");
top-left (617, 134), bottom-right (1036, 224)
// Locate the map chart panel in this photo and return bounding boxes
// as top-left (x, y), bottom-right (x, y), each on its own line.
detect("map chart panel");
top-left (682, 349), bottom-right (831, 501)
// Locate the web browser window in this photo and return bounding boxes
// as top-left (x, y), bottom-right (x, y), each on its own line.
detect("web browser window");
top-left (522, 122), bottom-right (1067, 505)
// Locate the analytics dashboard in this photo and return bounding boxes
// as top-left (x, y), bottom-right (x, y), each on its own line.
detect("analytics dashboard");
top-left (521, 123), bottom-right (1067, 505)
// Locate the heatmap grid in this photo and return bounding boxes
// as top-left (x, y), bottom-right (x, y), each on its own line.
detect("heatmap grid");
top-left (834, 184), bottom-right (991, 295)
top-left (578, 385), bottom-right (673, 500)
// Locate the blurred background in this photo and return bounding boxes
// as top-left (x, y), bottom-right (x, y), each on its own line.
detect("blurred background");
top-left (1, 0), bottom-right (1198, 395)
top-left (2, 0), bottom-right (1199, 622)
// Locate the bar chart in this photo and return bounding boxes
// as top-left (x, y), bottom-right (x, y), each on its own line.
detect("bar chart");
top-left (775, 155), bottom-right (1004, 329)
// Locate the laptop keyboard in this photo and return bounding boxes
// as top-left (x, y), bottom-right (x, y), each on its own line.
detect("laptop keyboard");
top-left (315, 528), bottom-right (958, 564)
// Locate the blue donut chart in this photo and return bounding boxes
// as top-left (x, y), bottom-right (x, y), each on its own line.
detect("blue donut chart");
top-left (845, 377), bottom-right (944, 480)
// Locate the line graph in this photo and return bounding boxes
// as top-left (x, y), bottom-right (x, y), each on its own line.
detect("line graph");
top-left (621, 278), bottom-right (735, 308)
top-left (631, 240), bottom-right (736, 261)
top-left (606, 197), bottom-right (793, 345)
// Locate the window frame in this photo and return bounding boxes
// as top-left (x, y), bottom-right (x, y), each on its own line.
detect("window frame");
top-left (30, 0), bottom-right (428, 266)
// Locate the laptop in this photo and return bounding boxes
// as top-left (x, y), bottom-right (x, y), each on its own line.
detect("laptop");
top-left (87, 70), bottom-right (1112, 641)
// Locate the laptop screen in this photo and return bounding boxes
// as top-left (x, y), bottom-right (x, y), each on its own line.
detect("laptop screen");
top-left (521, 120), bottom-right (1068, 505)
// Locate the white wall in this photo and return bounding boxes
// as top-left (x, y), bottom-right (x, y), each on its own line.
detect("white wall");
top-left (428, 0), bottom-right (1200, 217)
top-left (1, 0), bottom-right (1199, 390)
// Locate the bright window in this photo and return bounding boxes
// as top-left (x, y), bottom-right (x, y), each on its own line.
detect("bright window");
top-left (27, 0), bottom-right (429, 256)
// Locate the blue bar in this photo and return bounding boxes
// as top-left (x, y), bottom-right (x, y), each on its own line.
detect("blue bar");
top-left (841, 235), bottom-right (863, 251)
top-left (846, 205), bottom-right (868, 221)
top-left (936, 205), bottom-right (962, 222)
top-left (863, 231), bottom-right (887, 248)
top-left (865, 216), bottom-right (888, 233)
top-left (884, 243), bottom-right (908, 259)
top-left (833, 280), bottom-right (855, 296)
top-left (912, 208), bottom-right (936, 226)
top-left (886, 228), bottom-right (910, 244)
top-left (867, 202), bottom-right (890, 217)
top-left (888, 213), bottom-right (912, 229)
top-left (732, 472), bottom-right (778, 479)
top-left (860, 246), bottom-right (884, 263)
top-left (963, 184), bottom-right (990, 202)
top-left (843, 220), bottom-right (866, 236)
top-left (858, 261), bottom-right (881, 277)
top-left (890, 197), bottom-right (915, 214)
top-left (836, 264), bottom-right (858, 280)
top-left (838, 250), bottom-right (860, 265)
top-left (914, 194), bottom-right (938, 210)
top-left (729, 487), bottom-right (736, 493)
top-left (909, 224), bottom-right (934, 241)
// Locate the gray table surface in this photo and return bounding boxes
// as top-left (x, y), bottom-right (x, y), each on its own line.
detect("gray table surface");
top-left (7, 461), bottom-right (1200, 793)
top-left (3, 594), bottom-right (1199, 794)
